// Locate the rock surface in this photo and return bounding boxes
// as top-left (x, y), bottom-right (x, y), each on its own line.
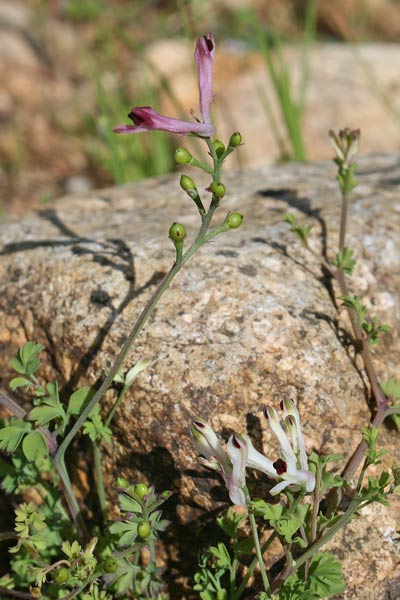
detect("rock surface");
top-left (0, 155), bottom-right (400, 598)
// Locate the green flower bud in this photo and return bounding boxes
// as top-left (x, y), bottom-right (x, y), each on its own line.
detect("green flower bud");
top-left (116, 477), bottom-right (129, 489)
top-left (174, 147), bottom-right (192, 164)
top-left (229, 132), bottom-right (242, 147)
top-left (210, 181), bottom-right (226, 198)
top-left (102, 557), bottom-right (118, 574)
top-left (169, 222), bottom-right (187, 242)
top-left (134, 483), bottom-right (149, 499)
top-left (213, 139), bottom-right (225, 158)
top-left (53, 568), bottom-right (70, 584)
top-left (226, 212), bottom-right (243, 229)
top-left (180, 174), bottom-right (196, 192)
top-left (138, 520), bottom-right (151, 539)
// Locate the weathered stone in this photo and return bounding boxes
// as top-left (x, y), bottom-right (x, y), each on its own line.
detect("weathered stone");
top-left (0, 155), bottom-right (399, 597)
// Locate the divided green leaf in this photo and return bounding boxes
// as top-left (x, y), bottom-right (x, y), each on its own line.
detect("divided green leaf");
top-left (10, 342), bottom-right (44, 376)
top-left (0, 419), bottom-right (32, 453)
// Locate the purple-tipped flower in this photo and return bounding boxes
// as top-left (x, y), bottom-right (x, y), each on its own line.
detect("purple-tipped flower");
top-left (191, 399), bottom-right (315, 506)
top-left (114, 34), bottom-right (216, 138)
top-left (191, 420), bottom-right (248, 505)
top-left (263, 400), bottom-right (315, 495)
top-left (194, 33), bottom-right (215, 126)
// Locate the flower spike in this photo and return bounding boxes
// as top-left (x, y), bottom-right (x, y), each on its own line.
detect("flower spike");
top-left (114, 35), bottom-right (216, 138)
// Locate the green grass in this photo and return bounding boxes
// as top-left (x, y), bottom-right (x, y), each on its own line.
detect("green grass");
top-left (251, 0), bottom-right (318, 162)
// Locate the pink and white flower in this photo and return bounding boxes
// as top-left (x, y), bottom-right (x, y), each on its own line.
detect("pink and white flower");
top-left (114, 33), bottom-right (216, 138)
top-left (191, 399), bottom-right (315, 506)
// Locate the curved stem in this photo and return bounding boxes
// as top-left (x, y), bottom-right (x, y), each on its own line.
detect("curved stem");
top-left (232, 532), bottom-right (276, 600)
top-left (93, 441), bottom-right (107, 520)
top-left (336, 269), bottom-right (387, 411)
top-left (248, 511), bottom-right (271, 594)
top-left (56, 261), bottom-right (181, 465)
top-left (52, 135), bottom-right (237, 532)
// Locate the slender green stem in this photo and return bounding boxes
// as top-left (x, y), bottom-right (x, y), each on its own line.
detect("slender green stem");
top-left (190, 157), bottom-right (214, 175)
top-left (105, 385), bottom-right (128, 428)
top-left (53, 457), bottom-right (89, 539)
top-left (56, 261), bottom-right (180, 465)
top-left (274, 463), bottom-right (368, 591)
top-left (93, 442), bottom-right (107, 519)
top-left (232, 531), bottom-right (276, 600)
top-left (297, 496), bottom-right (361, 571)
top-left (229, 554), bottom-right (238, 599)
top-left (339, 192), bottom-right (349, 250)
top-left (51, 133), bottom-right (240, 533)
top-left (248, 511), bottom-right (270, 594)
top-left (310, 463), bottom-right (322, 542)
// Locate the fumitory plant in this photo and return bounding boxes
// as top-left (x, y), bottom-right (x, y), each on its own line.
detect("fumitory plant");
top-left (0, 32), bottom-right (244, 600)
top-left (0, 26), bottom-right (398, 600)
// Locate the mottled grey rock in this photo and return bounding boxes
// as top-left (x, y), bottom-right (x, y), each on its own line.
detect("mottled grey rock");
top-left (0, 155), bottom-right (399, 598)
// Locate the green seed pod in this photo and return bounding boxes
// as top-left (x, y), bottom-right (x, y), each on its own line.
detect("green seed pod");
top-left (174, 147), bottom-right (192, 164)
top-left (216, 591), bottom-right (227, 600)
top-left (210, 181), bottom-right (226, 198)
top-left (53, 567), bottom-right (70, 584)
top-left (134, 483), bottom-right (149, 499)
top-left (138, 520), bottom-right (151, 539)
top-left (169, 222), bottom-right (187, 242)
top-left (229, 131), bottom-right (242, 147)
top-left (102, 557), bottom-right (118, 574)
top-left (180, 174), bottom-right (196, 192)
top-left (226, 212), bottom-right (243, 230)
top-left (213, 139), bottom-right (225, 158)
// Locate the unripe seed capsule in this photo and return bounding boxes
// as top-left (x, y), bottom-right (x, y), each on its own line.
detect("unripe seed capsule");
top-left (213, 139), bottom-right (225, 158)
top-left (180, 174), bottom-right (196, 192)
top-left (210, 181), bottom-right (226, 198)
top-left (174, 147), bottom-right (192, 164)
top-left (102, 557), bottom-right (118, 574)
top-left (229, 131), bottom-right (242, 147)
top-left (134, 483), bottom-right (149, 499)
top-left (53, 568), bottom-right (70, 584)
top-left (169, 223), bottom-right (187, 242)
top-left (226, 212), bottom-right (243, 229)
top-left (138, 520), bottom-right (151, 539)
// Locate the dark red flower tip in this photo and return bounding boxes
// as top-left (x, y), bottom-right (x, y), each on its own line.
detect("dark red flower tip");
top-left (232, 435), bottom-right (242, 449)
top-left (273, 458), bottom-right (287, 475)
top-left (279, 400), bottom-right (284, 411)
top-left (204, 35), bottom-right (214, 52)
top-left (193, 420), bottom-right (205, 429)
top-left (263, 406), bottom-right (269, 419)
